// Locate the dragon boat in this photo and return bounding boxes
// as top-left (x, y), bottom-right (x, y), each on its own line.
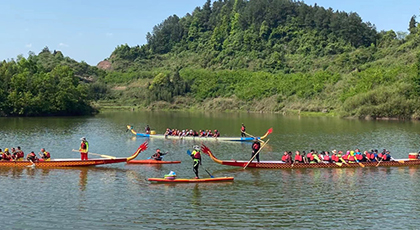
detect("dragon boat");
top-left (0, 142), bottom-right (148, 168)
top-left (201, 145), bottom-right (420, 169)
top-left (127, 125), bottom-right (272, 142)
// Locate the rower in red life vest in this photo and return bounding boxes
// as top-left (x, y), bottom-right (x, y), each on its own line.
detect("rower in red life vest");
top-left (323, 151), bottom-right (331, 162)
top-left (26, 151), bottom-right (38, 163)
top-left (331, 150), bottom-right (339, 162)
top-left (354, 149), bottom-right (364, 162)
top-left (39, 148), bottom-right (51, 161)
top-left (281, 151), bottom-right (292, 163)
top-left (14, 146), bottom-right (25, 161)
top-left (2, 148), bottom-right (12, 161)
top-left (294, 151), bottom-right (305, 163)
top-left (251, 138), bottom-right (261, 163)
top-left (213, 130), bottom-right (220, 137)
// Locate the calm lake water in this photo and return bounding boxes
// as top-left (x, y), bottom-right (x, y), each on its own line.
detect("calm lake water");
top-left (1, 111), bottom-right (420, 229)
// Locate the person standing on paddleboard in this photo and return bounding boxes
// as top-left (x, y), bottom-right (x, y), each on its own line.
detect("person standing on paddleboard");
top-left (79, 137), bottom-right (89, 160)
top-left (191, 145), bottom-right (202, 179)
top-left (251, 138), bottom-right (261, 163)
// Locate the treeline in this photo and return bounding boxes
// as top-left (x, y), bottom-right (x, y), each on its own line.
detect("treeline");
top-left (0, 48), bottom-right (108, 116)
top-left (109, 0), bottom-right (378, 73)
top-left (99, 0), bottom-right (420, 118)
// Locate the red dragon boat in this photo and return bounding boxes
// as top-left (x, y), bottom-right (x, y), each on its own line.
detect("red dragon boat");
top-left (201, 145), bottom-right (420, 169)
top-left (0, 142), bottom-right (148, 168)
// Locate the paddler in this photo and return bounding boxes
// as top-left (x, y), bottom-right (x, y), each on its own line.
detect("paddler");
top-left (2, 148), bottom-right (12, 161)
top-left (151, 148), bottom-right (167, 161)
top-left (282, 151), bottom-right (292, 163)
top-left (38, 148), bottom-right (51, 161)
top-left (251, 138), bottom-right (261, 163)
top-left (14, 146), bottom-right (25, 161)
top-left (294, 151), bottom-right (304, 163)
top-left (240, 123), bottom-right (246, 137)
top-left (79, 137), bottom-right (89, 160)
top-left (26, 151), bottom-right (38, 163)
top-left (191, 145), bottom-right (202, 179)
top-left (145, 125), bottom-right (151, 134)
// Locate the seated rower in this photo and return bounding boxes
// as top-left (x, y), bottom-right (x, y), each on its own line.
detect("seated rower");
top-left (27, 151), bottom-right (39, 163)
top-left (281, 151), bottom-right (292, 163)
top-left (38, 148), bottom-right (51, 161)
top-left (294, 151), bottom-right (304, 163)
top-left (2, 148), bottom-right (12, 161)
top-left (380, 150), bottom-right (392, 161)
top-left (14, 146), bottom-right (25, 161)
top-left (213, 130), bottom-right (220, 137)
top-left (323, 151), bottom-right (331, 163)
top-left (145, 125), bottom-right (151, 134)
top-left (331, 150), bottom-right (339, 163)
top-left (151, 148), bottom-right (167, 161)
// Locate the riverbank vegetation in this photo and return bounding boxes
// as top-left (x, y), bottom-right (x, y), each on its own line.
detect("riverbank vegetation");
top-left (1, 0), bottom-right (420, 118)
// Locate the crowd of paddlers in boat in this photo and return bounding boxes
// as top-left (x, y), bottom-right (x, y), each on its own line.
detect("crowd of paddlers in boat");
top-left (0, 147), bottom-right (51, 162)
top-left (280, 149), bottom-right (394, 164)
top-left (145, 124), bottom-right (220, 137)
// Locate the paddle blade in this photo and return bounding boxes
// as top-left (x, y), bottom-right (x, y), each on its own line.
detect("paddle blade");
top-left (187, 150), bottom-right (192, 156)
top-left (267, 128), bottom-right (273, 134)
top-left (139, 142), bottom-right (148, 151)
top-left (201, 145), bottom-right (211, 156)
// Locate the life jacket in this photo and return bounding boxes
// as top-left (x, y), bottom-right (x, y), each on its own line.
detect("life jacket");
top-left (369, 153), bottom-right (375, 160)
top-left (43, 151), bottom-right (50, 159)
top-left (342, 154), bottom-right (349, 160)
top-left (331, 155), bottom-right (338, 162)
top-left (17, 151), bottom-right (24, 159)
top-left (382, 154), bottom-right (388, 161)
top-left (192, 150), bottom-right (201, 160)
top-left (355, 154), bottom-right (363, 161)
top-left (282, 155), bottom-right (290, 162)
top-left (348, 155), bottom-right (355, 161)
top-left (252, 142), bottom-right (260, 151)
top-left (2, 152), bottom-right (11, 161)
top-left (295, 155), bottom-right (303, 162)
top-left (241, 126), bottom-right (245, 131)
top-left (378, 153), bottom-right (383, 158)
top-left (324, 155), bottom-right (330, 161)
top-left (307, 153), bottom-right (314, 161)
top-left (366, 152), bottom-right (371, 159)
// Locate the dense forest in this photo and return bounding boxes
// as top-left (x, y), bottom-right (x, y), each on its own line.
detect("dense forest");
top-left (1, 0), bottom-right (420, 118)
top-left (0, 47), bottom-right (107, 116)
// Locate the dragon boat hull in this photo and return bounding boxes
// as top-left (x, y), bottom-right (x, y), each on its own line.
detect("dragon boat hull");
top-left (127, 159), bottom-right (181, 164)
top-left (201, 145), bottom-right (420, 169)
top-left (127, 125), bottom-right (272, 142)
top-left (148, 177), bottom-right (234, 183)
top-left (0, 142), bottom-right (148, 168)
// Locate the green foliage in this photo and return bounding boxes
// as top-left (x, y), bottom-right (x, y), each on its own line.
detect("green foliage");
top-left (0, 53), bottom-right (97, 116)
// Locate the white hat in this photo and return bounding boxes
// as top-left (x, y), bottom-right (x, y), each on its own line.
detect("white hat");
top-left (80, 137), bottom-right (86, 141)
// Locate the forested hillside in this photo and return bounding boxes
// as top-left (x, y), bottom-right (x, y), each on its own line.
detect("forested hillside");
top-left (98, 0), bottom-right (420, 119)
top-left (0, 47), bottom-right (108, 116)
top-left (2, 0), bottom-right (420, 118)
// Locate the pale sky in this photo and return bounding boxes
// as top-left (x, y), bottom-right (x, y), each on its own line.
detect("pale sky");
top-left (0, 0), bottom-right (418, 65)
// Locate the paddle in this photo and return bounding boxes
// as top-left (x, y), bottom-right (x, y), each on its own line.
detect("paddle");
top-left (376, 158), bottom-right (383, 167)
top-left (71, 149), bottom-right (116, 159)
top-left (187, 150), bottom-right (214, 178)
top-left (243, 139), bottom-right (270, 169)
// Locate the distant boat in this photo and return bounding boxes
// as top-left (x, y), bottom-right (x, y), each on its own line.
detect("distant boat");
top-left (127, 125), bottom-right (272, 142)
